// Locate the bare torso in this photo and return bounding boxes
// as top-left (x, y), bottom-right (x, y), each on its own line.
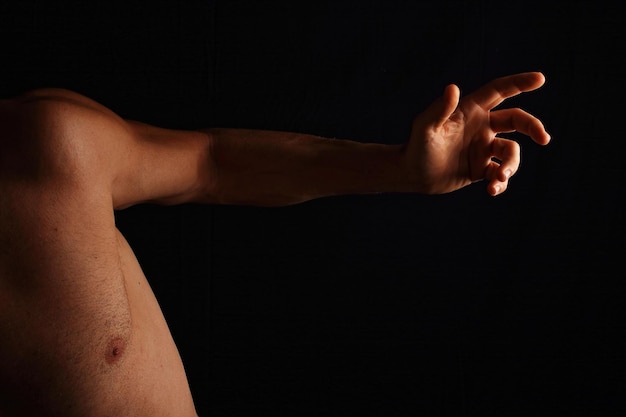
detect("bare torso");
top-left (0, 95), bottom-right (198, 416)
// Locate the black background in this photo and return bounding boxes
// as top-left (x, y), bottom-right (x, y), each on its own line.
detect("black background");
top-left (1, 1), bottom-right (624, 416)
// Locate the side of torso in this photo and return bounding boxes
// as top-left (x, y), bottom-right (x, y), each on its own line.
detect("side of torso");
top-left (0, 94), bottom-right (197, 416)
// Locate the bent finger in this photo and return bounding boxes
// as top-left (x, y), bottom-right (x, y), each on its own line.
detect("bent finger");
top-left (490, 108), bottom-right (551, 145)
top-left (490, 137), bottom-right (521, 182)
top-left (484, 160), bottom-right (510, 196)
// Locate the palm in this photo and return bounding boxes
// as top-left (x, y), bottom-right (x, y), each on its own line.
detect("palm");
top-left (406, 72), bottom-right (550, 196)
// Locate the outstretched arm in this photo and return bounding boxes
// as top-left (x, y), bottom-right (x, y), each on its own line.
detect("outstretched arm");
top-left (128, 72), bottom-right (551, 207)
top-left (12, 72), bottom-right (549, 209)
top-left (197, 72), bottom-right (550, 206)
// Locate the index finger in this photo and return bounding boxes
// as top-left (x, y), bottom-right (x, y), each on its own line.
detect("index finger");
top-left (468, 72), bottom-right (546, 111)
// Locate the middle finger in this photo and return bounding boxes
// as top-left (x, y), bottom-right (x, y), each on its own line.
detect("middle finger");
top-left (489, 108), bottom-right (550, 145)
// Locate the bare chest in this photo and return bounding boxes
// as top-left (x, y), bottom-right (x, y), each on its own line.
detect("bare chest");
top-left (0, 225), bottom-right (197, 416)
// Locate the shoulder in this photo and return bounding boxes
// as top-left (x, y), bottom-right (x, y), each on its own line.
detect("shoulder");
top-left (9, 88), bottom-right (130, 138)
top-left (13, 88), bottom-right (121, 117)
top-left (1, 88), bottom-right (133, 184)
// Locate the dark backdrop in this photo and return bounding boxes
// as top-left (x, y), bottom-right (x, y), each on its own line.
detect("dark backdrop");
top-left (1, 1), bottom-right (624, 416)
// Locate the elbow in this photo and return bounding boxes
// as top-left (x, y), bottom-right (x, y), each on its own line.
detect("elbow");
top-left (196, 130), bottom-right (223, 205)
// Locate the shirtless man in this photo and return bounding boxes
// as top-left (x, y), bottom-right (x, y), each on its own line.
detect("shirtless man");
top-left (0, 72), bottom-right (550, 416)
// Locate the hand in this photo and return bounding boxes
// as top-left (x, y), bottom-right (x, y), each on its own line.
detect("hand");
top-left (404, 72), bottom-right (550, 196)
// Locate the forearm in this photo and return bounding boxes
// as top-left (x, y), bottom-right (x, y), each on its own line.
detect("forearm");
top-left (201, 128), bottom-right (413, 206)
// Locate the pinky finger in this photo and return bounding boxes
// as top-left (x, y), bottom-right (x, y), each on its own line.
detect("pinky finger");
top-left (491, 137), bottom-right (521, 182)
top-left (484, 160), bottom-right (509, 196)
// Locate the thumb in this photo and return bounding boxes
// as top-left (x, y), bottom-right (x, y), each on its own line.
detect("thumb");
top-left (431, 84), bottom-right (460, 129)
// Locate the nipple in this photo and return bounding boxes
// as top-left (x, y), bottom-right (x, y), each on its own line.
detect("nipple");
top-left (105, 336), bottom-right (127, 364)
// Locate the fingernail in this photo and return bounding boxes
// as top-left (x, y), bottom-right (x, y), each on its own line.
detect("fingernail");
top-left (493, 185), bottom-right (501, 195)
top-left (504, 169), bottom-right (512, 179)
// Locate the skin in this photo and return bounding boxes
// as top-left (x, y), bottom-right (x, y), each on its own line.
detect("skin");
top-left (0, 72), bottom-right (549, 416)
top-left (406, 72), bottom-right (550, 196)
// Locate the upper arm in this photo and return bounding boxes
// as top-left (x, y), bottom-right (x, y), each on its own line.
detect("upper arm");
top-left (10, 88), bottom-right (216, 209)
top-left (114, 120), bottom-right (216, 208)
